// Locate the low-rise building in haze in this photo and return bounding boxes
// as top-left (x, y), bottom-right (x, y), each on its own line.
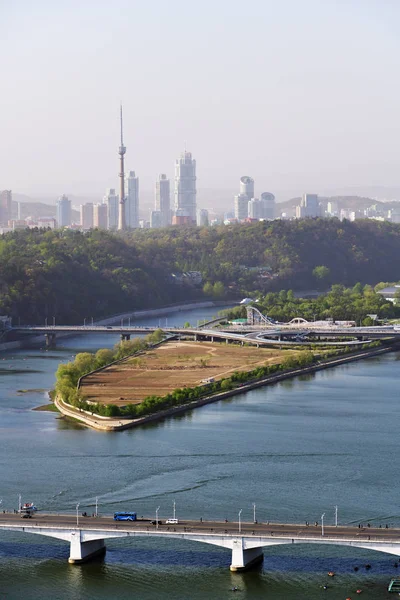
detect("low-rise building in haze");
top-left (196, 208), bottom-right (209, 226)
top-left (150, 210), bottom-right (162, 228)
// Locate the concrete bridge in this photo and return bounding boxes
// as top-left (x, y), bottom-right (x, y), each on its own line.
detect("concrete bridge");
top-left (9, 323), bottom-right (398, 348)
top-left (1, 513), bottom-right (400, 570)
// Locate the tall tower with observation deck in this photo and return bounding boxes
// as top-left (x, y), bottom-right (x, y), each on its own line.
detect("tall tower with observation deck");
top-left (117, 105), bottom-right (127, 231)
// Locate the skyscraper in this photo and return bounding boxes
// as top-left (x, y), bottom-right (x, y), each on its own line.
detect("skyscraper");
top-left (301, 193), bottom-right (320, 217)
top-left (56, 194), bottom-right (71, 228)
top-left (234, 194), bottom-right (249, 220)
top-left (260, 192), bottom-right (275, 219)
top-left (125, 171), bottom-right (139, 228)
top-left (80, 203), bottom-right (94, 230)
top-left (239, 176), bottom-right (254, 200)
top-left (234, 176), bottom-right (255, 221)
top-left (0, 190), bottom-right (12, 225)
top-left (104, 188), bottom-right (119, 229)
top-left (155, 174), bottom-right (170, 226)
top-left (248, 198), bottom-right (261, 219)
top-left (174, 151), bottom-right (197, 222)
top-left (93, 203), bottom-right (108, 229)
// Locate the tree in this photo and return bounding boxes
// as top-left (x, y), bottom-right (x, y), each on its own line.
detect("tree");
top-left (203, 282), bottom-right (213, 296)
top-left (313, 265), bottom-right (330, 282)
top-left (212, 281), bottom-right (225, 298)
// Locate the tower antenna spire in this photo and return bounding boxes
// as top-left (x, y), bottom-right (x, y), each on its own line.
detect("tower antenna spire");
top-left (120, 104), bottom-right (124, 146)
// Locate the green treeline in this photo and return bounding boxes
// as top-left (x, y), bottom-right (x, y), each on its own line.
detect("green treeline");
top-left (3, 220), bottom-right (400, 324)
top-left (221, 284), bottom-right (400, 324)
top-left (55, 329), bottom-right (165, 413)
top-left (56, 341), bottom-right (381, 419)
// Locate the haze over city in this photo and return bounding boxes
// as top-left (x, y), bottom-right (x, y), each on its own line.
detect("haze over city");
top-left (2, 0), bottom-right (400, 202)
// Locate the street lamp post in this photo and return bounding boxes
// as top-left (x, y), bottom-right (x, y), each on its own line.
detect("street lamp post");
top-left (253, 503), bottom-right (256, 523)
top-left (18, 494), bottom-right (21, 513)
top-left (95, 497), bottom-right (98, 517)
top-left (76, 503), bottom-right (80, 527)
top-left (321, 513), bottom-right (325, 537)
top-left (52, 316), bottom-right (55, 327)
top-left (83, 318), bottom-right (86, 327)
top-left (156, 506), bottom-right (160, 530)
top-left (238, 509), bottom-right (242, 534)
top-left (173, 500), bottom-right (176, 521)
top-left (334, 505), bottom-right (338, 527)
top-left (45, 317), bottom-right (47, 327)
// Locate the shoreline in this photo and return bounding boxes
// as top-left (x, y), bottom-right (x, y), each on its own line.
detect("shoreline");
top-left (54, 344), bottom-right (395, 432)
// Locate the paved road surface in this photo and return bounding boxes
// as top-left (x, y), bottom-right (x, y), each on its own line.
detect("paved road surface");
top-left (1, 513), bottom-right (398, 541)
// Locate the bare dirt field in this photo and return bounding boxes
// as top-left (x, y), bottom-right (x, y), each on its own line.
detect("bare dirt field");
top-left (79, 341), bottom-right (301, 406)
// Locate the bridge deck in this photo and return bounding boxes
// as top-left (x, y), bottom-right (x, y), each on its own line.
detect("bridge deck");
top-left (0, 513), bottom-right (399, 544)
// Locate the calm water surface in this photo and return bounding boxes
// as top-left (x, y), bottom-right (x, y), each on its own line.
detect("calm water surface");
top-left (0, 306), bottom-right (399, 599)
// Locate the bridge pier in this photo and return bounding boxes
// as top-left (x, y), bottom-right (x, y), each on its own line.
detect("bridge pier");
top-left (69, 531), bottom-right (106, 564)
top-left (45, 333), bottom-right (56, 348)
top-left (230, 539), bottom-right (263, 572)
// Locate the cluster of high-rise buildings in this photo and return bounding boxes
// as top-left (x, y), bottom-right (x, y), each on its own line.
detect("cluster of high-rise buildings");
top-left (74, 149), bottom-right (203, 231)
top-left (231, 176), bottom-right (275, 222)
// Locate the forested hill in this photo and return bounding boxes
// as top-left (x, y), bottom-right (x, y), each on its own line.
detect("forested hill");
top-left (128, 218), bottom-right (400, 289)
top-left (0, 219), bottom-right (399, 324)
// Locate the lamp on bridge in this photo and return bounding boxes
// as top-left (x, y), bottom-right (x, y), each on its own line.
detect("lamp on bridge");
top-left (76, 503), bottom-right (80, 527)
top-left (321, 513), bottom-right (325, 537)
top-left (238, 509), bottom-right (242, 534)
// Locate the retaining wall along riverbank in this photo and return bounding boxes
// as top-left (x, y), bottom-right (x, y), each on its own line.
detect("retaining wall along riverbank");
top-left (54, 344), bottom-right (395, 431)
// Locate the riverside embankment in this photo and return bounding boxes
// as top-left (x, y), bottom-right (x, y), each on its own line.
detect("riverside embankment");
top-left (55, 343), bottom-right (395, 431)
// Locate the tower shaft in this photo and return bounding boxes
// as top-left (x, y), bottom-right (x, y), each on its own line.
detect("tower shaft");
top-left (118, 105), bottom-right (127, 231)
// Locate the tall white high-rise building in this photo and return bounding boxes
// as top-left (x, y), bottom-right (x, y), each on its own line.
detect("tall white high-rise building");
top-left (56, 194), bottom-right (71, 228)
top-left (234, 194), bottom-right (249, 220)
top-left (155, 174), bottom-right (171, 226)
top-left (260, 192), bottom-right (275, 219)
top-left (80, 203), bottom-right (94, 230)
top-left (125, 171), bottom-right (139, 228)
top-left (103, 188), bottom-right (119, 230)
top-left (248, 198), bottom-right (261, 219)
top-left (239, 176), bottom-right (254, 200)
top-left (93, 203), bottom-right (108, 229)
top-left (174, 151), bottom-right (197, 222)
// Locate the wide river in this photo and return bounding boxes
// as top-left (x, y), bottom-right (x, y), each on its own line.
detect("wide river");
top-left (0, 305), bottom-right (399, 599)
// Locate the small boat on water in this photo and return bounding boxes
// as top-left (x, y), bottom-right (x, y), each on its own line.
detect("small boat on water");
top-left (328, 571), bottom-right (335, 577)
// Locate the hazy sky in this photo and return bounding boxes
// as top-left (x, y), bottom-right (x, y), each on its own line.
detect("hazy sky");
top-left (2, 0), bottom-right (400, 199)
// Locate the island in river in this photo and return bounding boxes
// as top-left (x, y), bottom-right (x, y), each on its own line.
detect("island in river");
top-left (54, 338), bottom-right (390, 431)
